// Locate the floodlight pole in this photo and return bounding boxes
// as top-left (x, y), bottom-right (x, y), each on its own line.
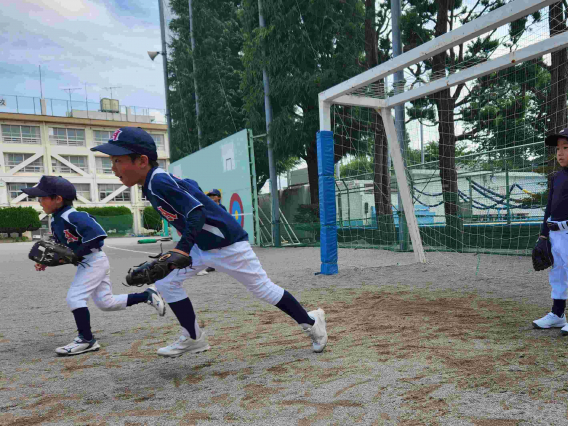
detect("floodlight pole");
top-left (188, 0), bottom-right (202, 149)
top-left (258, 0), bottom-right (281, 247)
top-left (158, 0), bottom-right (173, 144)
top-left (391, 0), bottom-right (408, 251)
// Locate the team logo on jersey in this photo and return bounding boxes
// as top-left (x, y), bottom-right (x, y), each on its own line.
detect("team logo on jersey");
top-left (64, 229), bottom-right (79, 243)
top-left (111, 129), bottom-right (122, 141)
top-left (157, 206), bottom-right (178, 222)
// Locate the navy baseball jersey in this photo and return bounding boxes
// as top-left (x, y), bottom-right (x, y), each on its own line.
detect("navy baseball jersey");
top-left (143, 168), bottom-right (248, 251)
top-left (51, 206), bottom-right (106, 256)
top-left (541, 169), bottom-right (568, 237)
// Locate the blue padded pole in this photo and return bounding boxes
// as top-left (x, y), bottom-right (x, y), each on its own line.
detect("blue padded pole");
top-left (317, 130), bottom-right (338, 275)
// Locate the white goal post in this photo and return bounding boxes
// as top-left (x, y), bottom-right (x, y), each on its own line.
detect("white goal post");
top-left (316, 0), bottom-right (568, 274)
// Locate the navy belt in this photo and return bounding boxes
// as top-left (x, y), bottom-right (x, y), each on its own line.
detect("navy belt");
top-left (547, 222), bottom-right (567, 231)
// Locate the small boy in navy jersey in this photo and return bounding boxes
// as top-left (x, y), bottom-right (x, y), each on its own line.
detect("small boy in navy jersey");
top-left (22, 176), bottom-right (166, 355)
top-left (92, 127), bottom-right (327, 358)
top-left (533, 128), bottom-right (568, 334)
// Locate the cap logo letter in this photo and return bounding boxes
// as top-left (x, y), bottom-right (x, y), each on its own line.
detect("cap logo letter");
top-left (111, 129), bottom-right (122, 141)
top-left (157, 206), bottom-right (178, 222)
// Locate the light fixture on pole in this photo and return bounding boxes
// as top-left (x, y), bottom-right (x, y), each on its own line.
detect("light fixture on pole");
top-left (147, 51), bottom-right (162, 61)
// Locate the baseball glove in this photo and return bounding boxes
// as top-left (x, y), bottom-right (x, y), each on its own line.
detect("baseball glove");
top-left (125, 251), bottom-right (192, 287)
top-left (29, 240), bottom-right (81, 267)
top-left (532, 237), bottom-right (554, 271)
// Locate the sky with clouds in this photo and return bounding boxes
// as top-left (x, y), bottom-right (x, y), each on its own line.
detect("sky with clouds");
top-left (1, 0), bottom-right (172, 111)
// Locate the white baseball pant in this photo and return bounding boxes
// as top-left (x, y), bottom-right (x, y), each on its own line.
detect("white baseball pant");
top-left (549, 229), bottom-right (568, 300)
top-left (66, 251), bottom-right (128, 311)
top-left (154, 241), bottom-right (285, 305)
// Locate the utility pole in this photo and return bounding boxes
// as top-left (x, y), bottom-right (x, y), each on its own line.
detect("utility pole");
top-left (391, 0), bottom-right (408, 251)
top-left (188, 0), bottom-right (202, 148)
top-left (258, 0), bottom-right (280, 247)
top-left (157, 0), bottom-right (172, 143)
top-left (39, 65), bottom-right (43, 98)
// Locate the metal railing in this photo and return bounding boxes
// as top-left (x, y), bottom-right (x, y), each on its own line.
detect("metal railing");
top-left (0, 94), bottom-right (166, 124)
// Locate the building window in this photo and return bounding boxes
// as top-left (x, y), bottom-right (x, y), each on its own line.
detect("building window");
top-left (93, 130), bottom-right (113, 146)
top-left (99, 184), bottom-right (130, 202)
top-left (4, 153), bottom-right (44, 173)
top-left (51, 156), bottom-right (88, 174)
top-left (49, 128), bottom-right (85, 146)
top-left (150, 133), bottom-right (165, 150)
top-left (138, 187), bottom-right (148, 201)
top-left (74, 184), bottom-right (91, 201)
top-left (157, 159), bottom-right (167, 169)
top-left (1, 125), bottom-right (41, 144)
top-left (95, 157), bottom-right (113, 174)
top-left (8, 183), bottom-right (30, 200)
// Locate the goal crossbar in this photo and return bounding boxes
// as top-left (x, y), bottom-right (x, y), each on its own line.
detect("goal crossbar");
top-left (318, 0), bottom-right (558, 105)
top-left (332, 31), bottom-right (568, 109)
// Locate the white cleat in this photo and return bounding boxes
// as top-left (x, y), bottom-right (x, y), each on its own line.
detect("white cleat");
top-left (55, 336), bottom-right (100, 356)
top-left (157, 332), bottom-right (211, 358)
top-left (196, 269), bottom-right (209, 276)
top-left (304, 308), bottom-right (328, 353)
top-left (533, 312), bottom-right (567, 329)
top-left (145, 286), bottom-right (166, 317)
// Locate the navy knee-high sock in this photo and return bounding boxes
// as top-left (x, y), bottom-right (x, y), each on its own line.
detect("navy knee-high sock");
top-left (168, 298), bottom-right (197, 339)
top-left (552, 299), bottom-right (566, 317)
top-left (126, 291), bottom-right (150, 307)
top-left (275, 290), bottom-right (315, 326)
top-left (72, 307), bottom-right (93, 341)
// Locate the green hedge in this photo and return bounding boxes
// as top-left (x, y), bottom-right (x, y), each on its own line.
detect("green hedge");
top-left (76, 206), bottom-right (133, 234)
top-left (0, 207), bottom-right (41, 237)
top-left (76, 206), bottom-right (132, 216)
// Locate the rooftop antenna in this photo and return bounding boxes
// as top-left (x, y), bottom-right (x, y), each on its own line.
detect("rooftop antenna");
top-left (103, 86), bottom-right (121, 100)
top-left (62, 87), bottom-right (82, 112)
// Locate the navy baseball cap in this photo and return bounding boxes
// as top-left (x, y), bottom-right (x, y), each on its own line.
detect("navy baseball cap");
top-left (545, 128), bottom-right (568, 146)
top-left (207, 189), bottom-right (221, 197)
top-left (21, 176), bottom-right (77, 200)
top-left (90, 127), bottom-right (158, 161)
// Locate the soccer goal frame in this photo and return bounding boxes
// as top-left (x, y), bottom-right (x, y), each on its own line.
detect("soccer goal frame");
top-left (316, 0), bottom-right (568, 275)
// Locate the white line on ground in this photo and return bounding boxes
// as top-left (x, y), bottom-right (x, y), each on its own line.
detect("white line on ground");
top-left (105, 245), bottom-right (157, 255)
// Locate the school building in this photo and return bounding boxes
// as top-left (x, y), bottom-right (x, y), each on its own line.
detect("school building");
top-left (0, 96), bottom-right (169, 235)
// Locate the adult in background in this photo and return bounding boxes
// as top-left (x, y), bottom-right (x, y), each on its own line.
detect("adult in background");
top-left (198, 189), bottom-right (226, 275)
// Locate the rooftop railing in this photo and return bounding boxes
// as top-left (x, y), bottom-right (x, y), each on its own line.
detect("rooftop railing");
top-left (0, 94), bottom-right (166, 124)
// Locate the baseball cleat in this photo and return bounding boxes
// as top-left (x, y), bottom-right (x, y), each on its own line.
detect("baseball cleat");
top-left (304, 308), bottom-right (328, 353)
top-left (157, 332), bottom-right (210, 358)
top-left (145, 285), bottom-right (166, 317)
top-left (533, 312), bottom-right (567, 329)
top-left (196, 269), bottom-right (209, 276)
top-left (55, 335), bottom-right (100, 356)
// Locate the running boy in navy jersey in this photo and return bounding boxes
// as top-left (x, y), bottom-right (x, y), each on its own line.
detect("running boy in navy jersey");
top-left (22, 176), bottom-right (166, 355)
top-left (533, 128), bottom-right (568, 334)
top-left (92, 127), bottom-right (327, 357)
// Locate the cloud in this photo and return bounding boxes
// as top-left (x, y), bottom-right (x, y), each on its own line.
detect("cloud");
top-left (0, 0), bottom-right (168, 110)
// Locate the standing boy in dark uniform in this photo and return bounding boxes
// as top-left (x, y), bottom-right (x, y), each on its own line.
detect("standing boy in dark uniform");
top-left (23, 176), bottom-right (166, 355)
top-left (91, 127), bottom-right (327, 358)
top-left (533, 128), bottom-right (568, 334)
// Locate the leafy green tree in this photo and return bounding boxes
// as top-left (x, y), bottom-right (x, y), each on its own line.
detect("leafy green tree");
top-left (241, 0), bottom-right (366, 204)
top-left (0, 207), bottom-right (41, 237)
top-left (143, 206), bottom-right (163, 232)
top-left (168, 0), bottom-right (246, 158)
top-left (167, 0), bottom-right (299, 191)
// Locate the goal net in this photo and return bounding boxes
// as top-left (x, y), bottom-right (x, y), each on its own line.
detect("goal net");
top-left (317, 0), bottom-right (568, 276)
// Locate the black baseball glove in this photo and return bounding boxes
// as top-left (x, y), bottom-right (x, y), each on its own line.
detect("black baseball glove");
top-left (532, 237), bottom-right (554, 271)
top-left (29, 240), bottom-right (81, 267)
top-left (125, 251), bottom-right (193, 286)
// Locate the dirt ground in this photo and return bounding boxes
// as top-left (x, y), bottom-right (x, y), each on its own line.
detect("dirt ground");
top-left (1, 238), bottom-right (567, 425)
